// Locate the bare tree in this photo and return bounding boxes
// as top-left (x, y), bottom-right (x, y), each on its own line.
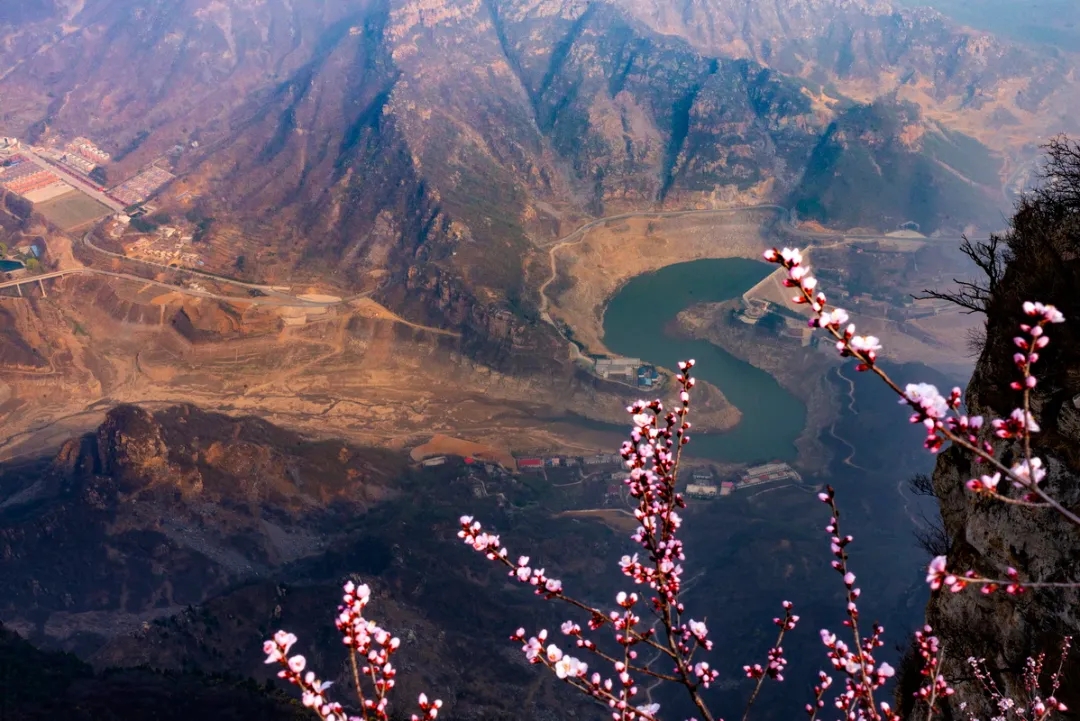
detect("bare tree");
top-left (1037, 135), bottom-right (1080, 209)
top-left (907, 472), bottom-right (936, 497)
top-left (916, 233), bottom-right (1008, 314)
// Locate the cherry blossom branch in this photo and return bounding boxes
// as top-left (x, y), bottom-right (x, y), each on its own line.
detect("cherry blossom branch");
top-left (912, 627), bottom-right (953, 720)
top-left (764, 248), bottom-right (1080, 532)
top-left (741, 603), bottom-right (799, 721)
top-left (968, 636), bottom-right (1070, 721)
top-left (804, 671), bottom-right (833, 721)
top-left (262, 583), bottom-right (441, 721)
top-left (816, 486), bottom-right (896, 720)
top-left (458, 364), bottom-right (734, 721)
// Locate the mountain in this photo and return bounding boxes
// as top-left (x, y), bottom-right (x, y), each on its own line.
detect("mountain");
top-left (611, 0), bottom-right (1080, 152)
top-left (0, 395), bottom-right (941, 721)
top-left (790, 98), bottom-right (1004, 231)
top-left (892, 0), bottom-right (1080, 52)
top-left (0, 404), bottom-right (405, 654)
top-left (0, 0), bottom-right (1035, 348)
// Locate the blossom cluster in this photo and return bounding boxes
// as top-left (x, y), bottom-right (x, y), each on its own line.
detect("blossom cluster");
top-left (271, 246), bottom-right (1078, 721)
top-left (743, 603), bottom-right (799, 682)
top-left (764, 247), bottom-right (881, 369)
top-left (911, 627), bottom-right (953, 716)
top-left (815, 487), bottom-right (897, 720)
top-left (764, 246), bottom-right (1079, 589)
top-left (967, 635), bottom-right (1070, 721)
top-left (455, 364), bottom-right (720, 721)
top-left (925, 556), bottom-right (1025, 595)
top-left (263, 582), bottom-right (441, 721)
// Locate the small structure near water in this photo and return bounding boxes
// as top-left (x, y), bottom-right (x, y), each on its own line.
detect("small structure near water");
top-left (741, 462), bottom-right (802, 487)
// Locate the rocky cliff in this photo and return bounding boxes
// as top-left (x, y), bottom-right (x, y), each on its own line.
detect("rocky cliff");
top-left (916, 147), bottom-right (1080, 717)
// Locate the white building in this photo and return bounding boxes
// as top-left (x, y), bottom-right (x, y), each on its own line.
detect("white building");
top-left (595, 357), bottom-right (641, 380)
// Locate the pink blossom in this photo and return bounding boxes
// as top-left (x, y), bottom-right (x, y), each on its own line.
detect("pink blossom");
top-left (553, 655), bottom-right (588, 679)
top-left (1010, 457), bottom-right (1047, 487)
top-left (903, 383), bottom-right (949, 419)
top-left (849, 335), bottom-right (882, 353)
top-left (1023, 301), bottom-right (1066, 323)
top-left (927, 555), bottom-right (949, 590)
top-left (780, 247), bottom-right (802, 265)
top-left (966, 473), bottom-right (1001, 493)
top-left (992, 408), bottom-right (1041, 438)
top-left (816, 308), bottom-right (850, 329)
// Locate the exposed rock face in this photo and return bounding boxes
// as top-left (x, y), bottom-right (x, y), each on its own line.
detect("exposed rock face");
top-left (97, 405), bottom-right (174, 493)
top-left (919, 187), bottom-right (1080, 717)
top-left (612, 0), bottom-right (1077, 139)
top-left (789, 99), bottom-right (1003, 231)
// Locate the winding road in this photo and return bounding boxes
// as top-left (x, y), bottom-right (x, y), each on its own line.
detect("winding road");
top-left (0, 267), bottom-right (345, 306)
top-left (0, 233), bottom-right (361, 308)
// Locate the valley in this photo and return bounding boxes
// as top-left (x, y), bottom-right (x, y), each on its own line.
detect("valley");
top-left (0, 0), bottom-right (1069, 718)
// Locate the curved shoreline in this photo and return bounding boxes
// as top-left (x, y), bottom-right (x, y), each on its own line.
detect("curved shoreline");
top-left (602, 258), bottom-right (806, 464)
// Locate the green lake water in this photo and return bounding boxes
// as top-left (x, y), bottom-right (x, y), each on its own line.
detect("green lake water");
top-left (602, 258), bottom-right (806, 463)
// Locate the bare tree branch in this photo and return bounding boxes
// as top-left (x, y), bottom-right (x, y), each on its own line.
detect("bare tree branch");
top-left (916, 234), bottom-right (1007, 315)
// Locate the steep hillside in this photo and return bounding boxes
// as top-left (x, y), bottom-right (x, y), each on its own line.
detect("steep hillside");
top-left (612, 0), bottom-right (1080, 153)
top-left (0, 404), bottom-right (406, 656)
top-left (790, 99), bottom-right (1003, 232)
top-left (0, 0), bottom-right (1022, 349)
top-left (0, 624), bottom-right (309, 720)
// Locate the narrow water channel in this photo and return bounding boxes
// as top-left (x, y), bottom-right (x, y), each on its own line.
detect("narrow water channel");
top-left (602, 258), bottom-right (806, 463)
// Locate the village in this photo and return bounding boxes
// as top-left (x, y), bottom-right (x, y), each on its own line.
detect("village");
top-left (414, 442), bottom-right (807, 509)
top-left (103, 214), bottom-right (206, 269)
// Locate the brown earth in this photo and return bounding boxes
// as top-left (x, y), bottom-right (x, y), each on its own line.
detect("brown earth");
top-left (544, 208), bottom-right (779, 356)
top-left (409, 434), bottom-right (517, 469)
top-left (0, 271), bottom-right (727, 467)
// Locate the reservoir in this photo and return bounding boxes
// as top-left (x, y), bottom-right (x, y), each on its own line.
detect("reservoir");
top-left (0, 260), bottom-right (25, 271)
top-left (602, 258), bottom-right (806, 463)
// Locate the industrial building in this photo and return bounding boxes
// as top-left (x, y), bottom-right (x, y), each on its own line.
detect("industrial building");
top-left (685, 484), bottom-right (719, 499)
top-left (691, 469), bottom-right (715, 483)
top-left (741, 462), bottom-right (802, 487)
top-left (595, 357), bottom-right (642, 381)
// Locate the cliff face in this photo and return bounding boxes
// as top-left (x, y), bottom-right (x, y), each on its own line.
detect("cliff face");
top-left (920, 174), bottom-right (1080, 717)
top-left (789, 98), bottom-right (1003, 232)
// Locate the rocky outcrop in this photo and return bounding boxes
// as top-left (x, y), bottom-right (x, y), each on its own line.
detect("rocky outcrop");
top-left (612, 0), bottom-right (1079, 147)
top-left (916, 172), bottom-right (1080, 717)
top-left (0, 404), bottom-right (407, 656)
top-left (789, 99), bottom-right (1004, 233)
